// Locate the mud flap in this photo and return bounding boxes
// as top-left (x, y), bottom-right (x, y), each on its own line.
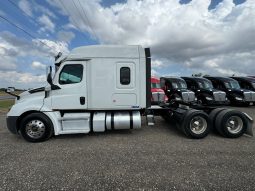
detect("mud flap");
top-left (243, 112), bottom-right (253, 137)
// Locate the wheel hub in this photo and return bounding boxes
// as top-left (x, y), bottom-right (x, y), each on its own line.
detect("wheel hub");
top-left (190, 116), bottom-right (207, 135)
top-left (25, 120), bottom-right (46, 139)
top-left (226, 116), bottom-right (243, 134)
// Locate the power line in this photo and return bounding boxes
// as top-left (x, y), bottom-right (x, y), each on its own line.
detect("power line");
top-left (0, 14), bottom-right (55, 52)
top-left (7, 0), bottom-right (68, 38)
top-left (75, 0), bottom-right (99, 40)
top-left (7, 0), bottom-right (34, 19)
top-left (58, 0), bottom-right (88, 40)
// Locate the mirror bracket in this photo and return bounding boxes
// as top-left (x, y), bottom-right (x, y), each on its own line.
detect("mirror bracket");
top-left (5, 87), bottom-right (20, 100)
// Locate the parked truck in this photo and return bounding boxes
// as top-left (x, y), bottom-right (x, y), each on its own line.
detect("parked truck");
top-left (151, 76), bottom-right (167, 105)
top-left (204, 76), bottom-right (255, 106)
top-left (160, 77), bottom-right (196, 103)
top-left (5, 45), bottom-right (253, 142)
top-left (181, 77), bottom-right (228, 105)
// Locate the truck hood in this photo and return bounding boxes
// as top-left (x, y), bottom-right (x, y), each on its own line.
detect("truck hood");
top-left (177, 89), bottom-right (194, 93)
top-left (199, 89), bottom-right (225, 95)
top-left (17, 87), bottom-right (45, 103)
top-left (226, 89), bottom-right (251, 95)
top-left (151, 88), bottom-right (164, 93)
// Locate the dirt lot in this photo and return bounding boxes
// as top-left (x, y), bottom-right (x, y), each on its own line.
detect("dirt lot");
top-left (0, 107), bottom-right (255, 190)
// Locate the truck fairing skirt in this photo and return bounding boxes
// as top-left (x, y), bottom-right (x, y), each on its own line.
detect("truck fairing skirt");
top-left (6, 116), bottom-right (19, 134)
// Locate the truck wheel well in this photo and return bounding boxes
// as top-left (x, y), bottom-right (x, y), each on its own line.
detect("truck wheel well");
top-left (16, 111), bottom-right (42, 131)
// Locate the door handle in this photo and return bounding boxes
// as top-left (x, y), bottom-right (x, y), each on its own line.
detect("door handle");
top-left (80, 97), bottom-right (85, 105)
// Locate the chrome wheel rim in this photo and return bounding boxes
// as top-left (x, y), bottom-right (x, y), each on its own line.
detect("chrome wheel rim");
top-left (25, 119), bottom-right (45, 139)
top-left (226, 116), bottom-right (243, 134)
top-left (190, 116), bottom-right (207, 135)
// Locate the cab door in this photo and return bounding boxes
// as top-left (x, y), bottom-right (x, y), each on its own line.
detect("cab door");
top-left (51, 62), bottom-right (87, 110)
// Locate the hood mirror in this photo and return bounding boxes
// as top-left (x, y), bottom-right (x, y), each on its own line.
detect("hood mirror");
top-left (6, 87), bottom-right (15, 93)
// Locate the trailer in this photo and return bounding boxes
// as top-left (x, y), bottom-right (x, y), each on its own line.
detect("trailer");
top-left (5, 45), bottom-right (253, 142)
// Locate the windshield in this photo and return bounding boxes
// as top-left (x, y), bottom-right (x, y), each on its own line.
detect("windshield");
top-left (151, 82), bottom-right (161, 89)
top-left (197, 80), bottom-right (213, 90)
top-left (171, 81), bottom-right (187, 89)
top-left (224, 81), bottom-right (240, 89)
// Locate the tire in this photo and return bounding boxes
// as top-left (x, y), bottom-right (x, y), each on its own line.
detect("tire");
top-left (19, 113), bottom-right (54, 142)
top-left (181, 110), bottom-right (210, 139)
top-left (208, 108), bottom-right (226, 133)
top-left (161, 110), bottom-right (173, 123)
top-left (197, 99), bottom-right (203, 105)
top-left (243, 102), bottom-right (251, 107)
top-left (215, 109), bottom-right (248, 138)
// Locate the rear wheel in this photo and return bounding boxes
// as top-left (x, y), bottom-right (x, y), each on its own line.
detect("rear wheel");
top-left (161, 110), bottom-right (173, 123)
top-left (20, 113), bottom-right (54, 142)
top-left (181, 110), bottom-right (210, 139)
top-left (209, 108), bottom-right (226, 133)
top-left (215, 109), bottom-right (248, 138)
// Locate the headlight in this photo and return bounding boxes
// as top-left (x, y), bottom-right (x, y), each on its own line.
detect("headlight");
top-left (235, 97), bottom-right (243, 101)
top-left (175, 97), bottom-right (182, 101)
top-left (205, 97), bottom-right (213, 101)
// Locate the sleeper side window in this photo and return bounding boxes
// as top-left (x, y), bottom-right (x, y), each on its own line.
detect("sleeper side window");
top-left (120, 67), bottom-right (130, 85)
top-left (59, 64), bottom-right (83, 85)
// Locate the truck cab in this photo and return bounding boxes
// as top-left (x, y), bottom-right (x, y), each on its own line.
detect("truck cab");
top-left (151, 76), bottom-right (167, 105)
top-left (182, 77), bottom-right (228, 105)
top-left (160, 77), bottom-right (196, 103)
top-left (6, 45), bottom-right (151, 142)
top-left (231, 77), bottom-right (255, 92)
top-left (204, 76), bottom-right (255, 106)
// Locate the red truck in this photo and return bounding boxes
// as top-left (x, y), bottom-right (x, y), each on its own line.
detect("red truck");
top-left (151, 76), bottom-right (168, 104)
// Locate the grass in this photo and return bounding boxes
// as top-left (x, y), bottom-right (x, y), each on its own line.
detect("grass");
top-left (0, 100), bottom-right (15, 112)
top-left (0, 90), bottom-right (24, 96)
top-left (0, 91), bottom-right (6, 96)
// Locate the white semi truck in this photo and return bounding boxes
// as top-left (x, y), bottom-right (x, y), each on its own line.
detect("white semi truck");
top-left (5, 45), bottom-right (253, 142)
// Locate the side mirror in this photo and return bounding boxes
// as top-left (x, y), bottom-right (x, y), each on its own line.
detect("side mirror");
top-left (46, 66), bottom-right (53, 85)
top-left (6, 87), bottom-right (15, 93)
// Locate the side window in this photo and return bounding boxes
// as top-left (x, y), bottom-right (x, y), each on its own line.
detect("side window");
top-left (59, 64), bottom-right (83, 85)
top-left (120, 67), bottom-right (130, 85)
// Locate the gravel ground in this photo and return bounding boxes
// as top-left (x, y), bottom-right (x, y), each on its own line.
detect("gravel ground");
top-left (0, 107), bottom-right (255, 191)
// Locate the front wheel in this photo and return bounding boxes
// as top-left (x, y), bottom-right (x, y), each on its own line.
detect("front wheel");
top-left (19, 113), bottom-right (54, 142)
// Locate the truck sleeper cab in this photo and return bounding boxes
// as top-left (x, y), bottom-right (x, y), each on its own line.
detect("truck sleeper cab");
top-left (160, 77), bottom-right (196, 103)
top-left (182, 77), bottom-right (228, 105)
top-left (5, 46), bottom-right (253, 142)
top-left (6, 45), bottom-right (150, 142)
top-left (204, 76), bottom-right (255, 106)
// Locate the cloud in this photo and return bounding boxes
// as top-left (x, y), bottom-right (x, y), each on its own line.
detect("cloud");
top-left (0, 31), bottom-right (69, 88)
top-left (34, 4), bottom-right (57, 19)
top-left (0, 71), bottom-right (46, 89)
top-left (0, 31), bottom-right (69, 57)
top-left (31, 61), bottom-right (46, 70)
top-left (48, 0), bottom-right (255, 76)
top-left (151, 59), bottom-right (164, 69)
top-left (32, 39), bottom-right (69, 56)
top-left (18, 0), bottom-right (33, 17)
top-left (57, 31), bottom-right (75, 44)
top-left (38, 14), bottom-right (55, 33)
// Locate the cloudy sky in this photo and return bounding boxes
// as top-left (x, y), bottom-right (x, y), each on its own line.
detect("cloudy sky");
top-left (0, 0), bottom-right (254, 89)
